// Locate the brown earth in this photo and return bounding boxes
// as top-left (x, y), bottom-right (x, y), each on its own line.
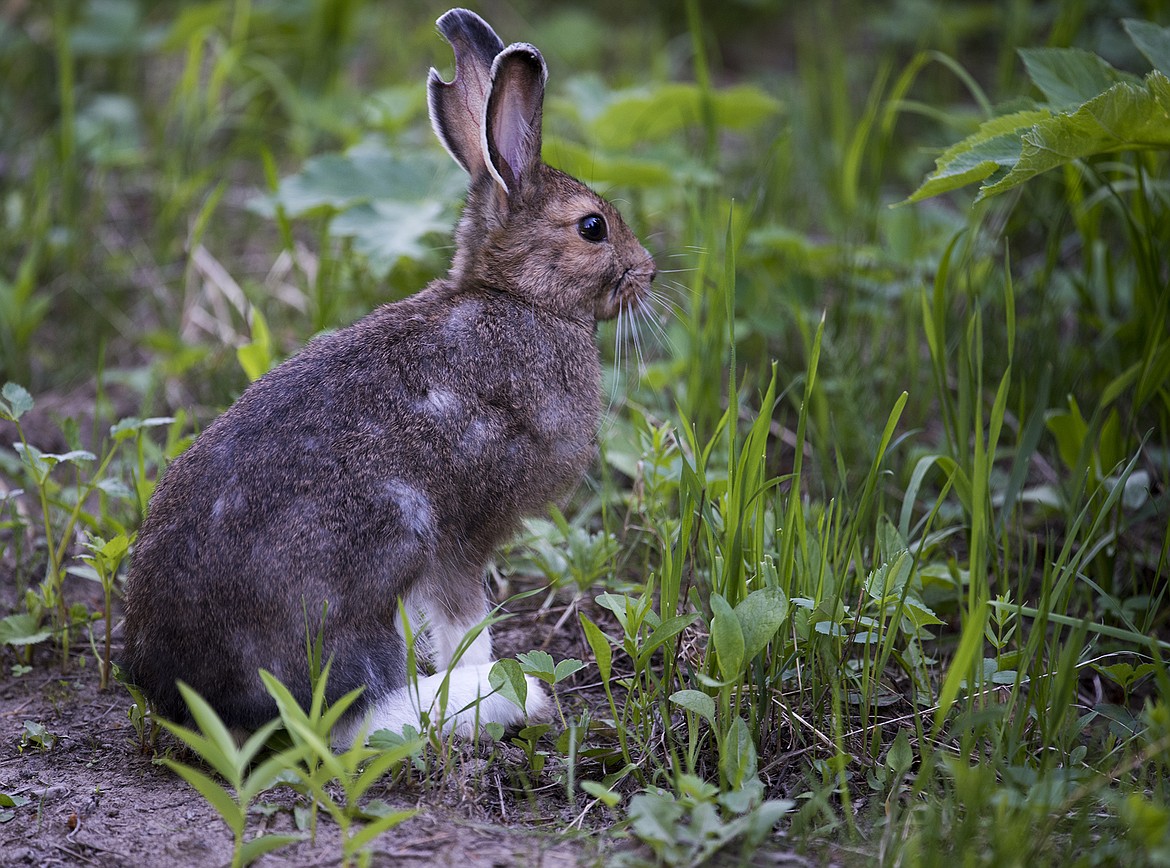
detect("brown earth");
top-left (0, 583), bottom-right (627, 867)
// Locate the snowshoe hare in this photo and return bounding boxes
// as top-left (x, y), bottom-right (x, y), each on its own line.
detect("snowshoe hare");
top-left (121, 8), bottom-right (655, 741)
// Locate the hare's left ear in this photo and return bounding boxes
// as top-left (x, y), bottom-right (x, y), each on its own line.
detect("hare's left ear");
top-left (482, 43), bottom-right (547, 196)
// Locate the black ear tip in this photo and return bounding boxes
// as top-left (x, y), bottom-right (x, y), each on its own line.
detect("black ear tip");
top-left (436, 8), bottom-right (505, 57)
top-left (493, 42), bottom-right (549, 83)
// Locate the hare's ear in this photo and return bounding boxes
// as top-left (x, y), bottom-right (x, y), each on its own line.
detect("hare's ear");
top-left (483, 44), bottom-right (547, 196)
top-left (428, 9), bottom-right (505, 174)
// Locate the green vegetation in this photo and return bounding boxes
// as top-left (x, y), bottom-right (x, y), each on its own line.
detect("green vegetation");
top-left (2, 0), bottom-right (1169, 864)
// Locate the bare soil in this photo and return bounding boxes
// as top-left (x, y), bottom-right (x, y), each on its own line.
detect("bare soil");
top-left (0, 582), bottom-right (623, 867)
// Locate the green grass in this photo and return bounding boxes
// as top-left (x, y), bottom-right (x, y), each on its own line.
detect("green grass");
top-left (2, 0), bottom-right (1170, 864)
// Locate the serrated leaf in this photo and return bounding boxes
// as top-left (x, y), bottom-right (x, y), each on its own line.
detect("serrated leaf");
top-left (669, 689), bottom-right (715, 726)
top-left (734, 587), bottom-right (788, 663)
top-left (1020, 47), bottom-right (1127, 109)
top-left (905, 120), bottom-right (1043, 203)
top-left (1125, 19), bottom-right (1170, 76)
top-left (0, 614), bottom-right (52, 647)
top-left (489, 658), bottom-right (528, 711)
top-left (258, 146), bottom-right (459, 216)
top-left (981, 71), bottom-right (1170, 199)
top-left (517, 650), bottom-right (556, 683)
top-left (1, 383), bottom-right (33, 420)
top-left (331, 199), bottom-right (452, 276)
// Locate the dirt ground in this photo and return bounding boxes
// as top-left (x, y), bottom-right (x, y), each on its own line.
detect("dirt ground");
top-left (0, 583), bottom-right (623, 867)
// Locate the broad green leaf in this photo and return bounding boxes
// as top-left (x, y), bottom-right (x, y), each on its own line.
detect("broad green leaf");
top-left (982, 71), bottom-right (1170, 198)
top-left (904, 114), bottom-right (1047, 203)
top-left (589, 82), bottom-right (781, 149)
top-left (710, 593), bottom-right (745, 680)
top-left (489, 658), bottom-right (528, 711)
top-left (1, 383), bottom-right (33, 420)
top-left (628, 791), bottom-right (684, 845)
top-left (543, 136), bottom-right (673, 188)
top-left (553, 658), bottom-right (586, 684)
top-left (110, 415), bottom-right (175, 442)
top-left (634, 613), bottom-right (698, 669)
top-left (1125, 19), bottom-right (1170, 76)
top-left (517, 650), bottom-right (556, 683)
top-left (0, 614), bottom-right (52, 647)
top-left (719, 716), bottom-right (757, 789)
top-left (886, 728), bottom-right (913, 776)
top-left (669, 689), bottom-right (716, 726)
top-left (579, 613), bottom-right (613, 682)
top-left (1046, 399), bottom-right (1089, 474)
top-left (734, 587), bottom-right (789, 663)
top-left (331, 199), bottom-right (451, 276)
top-left (258, 146), bottom-right (460, 216)
top-left (865, 551), bottom-right (914, 603)
top-left (1019, 47), bottom-right (1127, 109)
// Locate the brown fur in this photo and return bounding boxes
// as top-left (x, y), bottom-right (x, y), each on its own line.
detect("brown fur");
top-left (120, 8), bottom-right (654, 728)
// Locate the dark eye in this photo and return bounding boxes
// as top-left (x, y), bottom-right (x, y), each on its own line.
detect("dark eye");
top-left (578, 214), bottom-right (608, 243)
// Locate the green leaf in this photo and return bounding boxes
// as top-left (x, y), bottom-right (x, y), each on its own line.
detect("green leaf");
top-left (589, 82), bottom-right (781, 149)
top-left (236, 307), bottom-right (274, 382)
top-left (0, 383), bottom-right (33, 420)
top-left (346, 807), bottom-right (418, 851)
top-left (1019, 47), bottom-right (1127, 109)
top-left (581, 780), bottom-right (621, 808)
top-left (719, 716), bottom-right (757, 790)
top-left (331, 199), bottom-right (452, 276)
top-left (239, 833), bottom-right (303, 864)
top-left (543, 136), bottom-right (674, 188)
top-left (903, 111), bottom-right (1049, 203)
top-left (579, 613), bottom-right (613, 682)
top-left (669, 690), bottom-right (716, 726)
top-left (258, 146), bottom-right (460, 217)
top-left (517, 650), bottom-right (556, 684)
top-left (981, 71), bottom-right (1170, 199)
top-left (1125, 19), bottom-right (1170, 76)
top-left (734, 587), bottom-right (789, 663)
top-left (0, 614), bottom-right (52, 647)
top-left (173, 682), bottom-right (244, 785)
top-left (1046, 398), bottom-right (1089, 474)
top-left (488, 658), bottom-right (528, 711)
top-left (710, 594), bottom-right (745, 680)
top-left (553, 658), bottom-right (586, 684)
top-left (162, 760), bottom-right (243, 833)
top-left (886, 728), bottom-right (913, 776)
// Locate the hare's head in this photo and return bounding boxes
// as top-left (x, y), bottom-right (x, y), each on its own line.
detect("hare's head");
top-left (428, 8), bottom-right (655, 324)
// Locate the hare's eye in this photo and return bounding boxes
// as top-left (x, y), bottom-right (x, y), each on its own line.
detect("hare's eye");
top-left (578, 214), bottom-right (608, 243)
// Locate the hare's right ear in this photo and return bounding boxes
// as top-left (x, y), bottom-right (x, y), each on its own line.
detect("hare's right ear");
top-left (428, 9), bottom-right (505, 174)
top-left (482, 44), bottom-right (547, 196)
